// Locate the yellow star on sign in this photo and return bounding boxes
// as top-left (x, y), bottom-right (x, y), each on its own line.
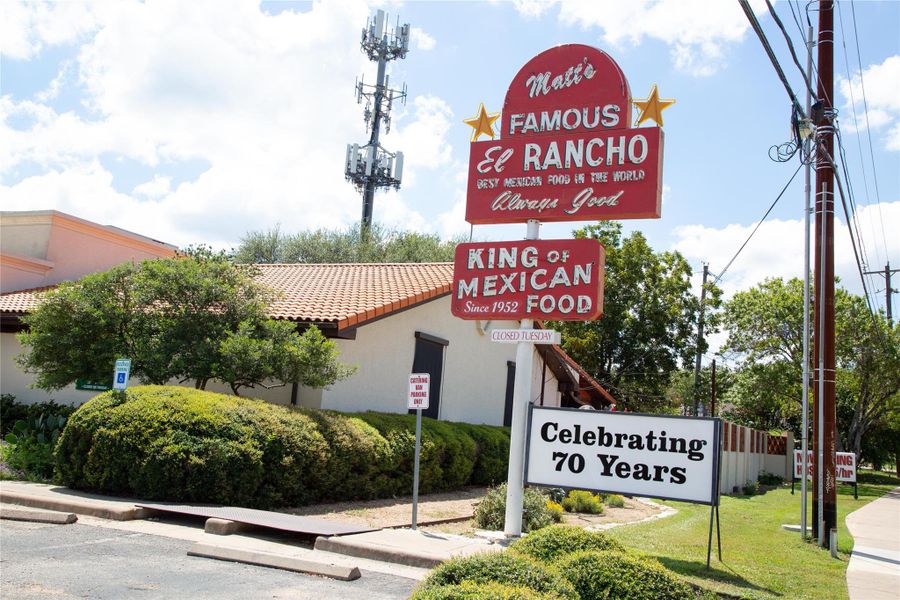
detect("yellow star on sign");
top-left (463, 102), bottom-right (500, 142)
top-left (632, 84), bottom-right (675, 127)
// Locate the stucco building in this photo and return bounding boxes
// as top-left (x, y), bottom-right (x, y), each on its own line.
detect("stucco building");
top-left (1, 212), bottom-right (612, 426)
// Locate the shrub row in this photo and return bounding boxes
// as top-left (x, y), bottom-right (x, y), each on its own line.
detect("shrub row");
top-left (414, 525), bottom-right (701, 600)
top-left (1, 395), bottom-right (77, 436)
top-left (55, 385), bottom-right (509, 508)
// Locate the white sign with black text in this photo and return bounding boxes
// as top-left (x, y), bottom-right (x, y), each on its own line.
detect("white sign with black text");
top-left (489, 329), bottom-right (562, 344)
top-left (408, 373), bottom-right (430, 410)
top-left (526, 405), bottom-right (720, 505)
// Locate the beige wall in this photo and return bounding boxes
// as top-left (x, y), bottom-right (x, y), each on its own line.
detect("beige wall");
top-left (0, 333), bottom-right (96, 405)
top-left (322, 296), bottom-right (558, 426)
top-left (2, 296), bottom-right (561, 427)
top-left (1, 211), bottom-right (176, 293)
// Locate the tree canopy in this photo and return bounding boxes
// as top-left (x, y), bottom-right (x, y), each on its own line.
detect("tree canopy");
top-left (721, 276), bottom-right (900, 458)
top-left (17, 249), bottom-right (355, 395)
top-left (234, 223), bottom-right (460, 264)
top-left (553, 222), bottom-right (717, 413)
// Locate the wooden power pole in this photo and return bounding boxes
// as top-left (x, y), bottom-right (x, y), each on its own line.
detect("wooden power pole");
top-left (863, 263), bottom-right (899, 326)
top-left (812, 0), bottom-right (837, 548)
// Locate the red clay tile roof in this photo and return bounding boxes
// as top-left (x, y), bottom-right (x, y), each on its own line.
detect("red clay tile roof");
top-left (0, 264), bottom-right (455, 330)
top-left (257, 263), bottom-right (453, 329)
top-left (0, 286), bottom-right (55, 314)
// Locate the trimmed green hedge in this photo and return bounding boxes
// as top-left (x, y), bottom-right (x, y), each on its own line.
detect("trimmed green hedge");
top-left (54, 386), bottom-right (509, 507)
top-left (419, 552), bottom-right (577, 599)
top-left (411, 581), bottom-right (561, 600)
top-left (555, 550), bottom-right (695, 600)
top-left (510, 525), bottom-right (624, 562)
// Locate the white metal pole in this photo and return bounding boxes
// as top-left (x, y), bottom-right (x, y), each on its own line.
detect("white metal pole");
top-left (503, 219), bottom-right (540, 537)
top-left (817, 182), bottom-right (826, 547)
top-left (412, 407), bottom-right (422, 530)
top-left (801, 24), bottom-right (814, 540)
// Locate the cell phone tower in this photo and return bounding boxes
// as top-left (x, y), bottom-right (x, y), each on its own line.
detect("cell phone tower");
top-left (344, 9), bottom-right (409, 230)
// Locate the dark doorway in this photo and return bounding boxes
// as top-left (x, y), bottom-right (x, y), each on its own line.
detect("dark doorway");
top-left (503, 361), bottom-right (516, 427)
top-left (409, 332), bottom-right (448, 420)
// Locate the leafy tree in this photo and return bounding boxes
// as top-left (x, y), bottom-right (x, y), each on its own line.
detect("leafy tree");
top-left (553, 222), bottom-right (717, 412)
top-left (721, 277), bottom-right (900, 458)
top-left (17, 249), bottom-right (354, 394)
top-left (218, 320), bottom-right (356, 395)
top-left (666, 364), bottom-right (735, 418)
top-left (16, 263), bottom-right (143, 390)
top-left (234, 223), bottom-right (460, 264)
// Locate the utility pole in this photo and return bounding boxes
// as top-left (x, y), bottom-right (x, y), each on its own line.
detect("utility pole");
top-left (812, 0), bottom-right (837, 549)
top-left (710, 359), bottom-right (717, 417)
top-left (800, 22), bottom-right (814, 542)
top-left (345, 9), bottom-right (409, 230)
top-left (863, 263), bottom-right (899, 325)
top-left (693, 263), bottom-right (709, 416)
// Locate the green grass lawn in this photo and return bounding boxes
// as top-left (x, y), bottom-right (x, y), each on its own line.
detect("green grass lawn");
top-left (606, 471), bottom-right (899, 600)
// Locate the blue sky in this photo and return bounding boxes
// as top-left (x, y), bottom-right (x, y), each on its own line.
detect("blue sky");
top-left (1, 0), bottom-right (898, 314)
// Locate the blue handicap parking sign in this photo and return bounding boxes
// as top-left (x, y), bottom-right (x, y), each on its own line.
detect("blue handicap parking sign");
top-left (117, 373), bottom-right (126, 383)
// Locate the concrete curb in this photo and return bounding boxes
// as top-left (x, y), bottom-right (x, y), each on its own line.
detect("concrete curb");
top-left (187, 542), bottom-right (361, 580)
top-left (0, 489), bottom-right (150, 521)
top-left (0, 505), bottom-right (78, 524)
top-left (315, 535), bottom-right (445, 568)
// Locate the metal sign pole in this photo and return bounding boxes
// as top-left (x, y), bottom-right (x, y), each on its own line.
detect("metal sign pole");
top-left (412, 407), bottom-right (422, 530)
top-left (503, 219), bottom-right (540, 538)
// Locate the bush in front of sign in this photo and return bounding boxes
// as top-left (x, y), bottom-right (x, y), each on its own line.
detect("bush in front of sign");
top-left (510, 525), bottom-right (624, 562)
top-left (354, 412), bottom-right (479, 494)
top-left (54, 385), bottom-right (509, 507)
top-left (605, 494), bottom-right (626, 508)
top-left (418, 551), bottom-right (577, 600)
top-left (555, 550), bottom-right (696, 600)
top-left (561, 490), bottom-right (603, 514)
top-left (455, 423), bottom-right (510, 486)
top-left (474, 483), bottom-right (557, 533)
top-left (410, 580), bottom-right (557, 600)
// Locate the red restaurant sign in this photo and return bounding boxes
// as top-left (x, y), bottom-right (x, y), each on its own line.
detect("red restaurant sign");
top-left (465, 44), bottom-right (664, 224)
top-left (451, 239), bottom-right (605, 321)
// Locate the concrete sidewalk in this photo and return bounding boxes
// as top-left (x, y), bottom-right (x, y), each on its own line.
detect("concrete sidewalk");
top-left (846, 486), bottom-right (900, 600)
top-left (0, 480), bottom-right (499, 578)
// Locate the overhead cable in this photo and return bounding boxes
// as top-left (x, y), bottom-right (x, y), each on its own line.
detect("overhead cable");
top-left (714, 164), bottom-right (804, 284)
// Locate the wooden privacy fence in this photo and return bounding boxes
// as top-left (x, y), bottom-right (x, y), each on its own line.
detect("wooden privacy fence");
top-left (719, 420), bottom-right (792, 494)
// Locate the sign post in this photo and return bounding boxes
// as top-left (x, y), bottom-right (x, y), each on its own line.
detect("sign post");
top-left (408, 373), bottom-right (430, 530)
top-left (112, 359), bottom-right (131, 391)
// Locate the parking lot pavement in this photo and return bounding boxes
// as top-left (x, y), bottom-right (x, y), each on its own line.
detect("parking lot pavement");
top-left (0, 520), bottom-right (418, 600)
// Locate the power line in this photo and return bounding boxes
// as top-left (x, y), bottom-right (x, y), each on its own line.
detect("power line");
top-left (714, 163), bottom-right (804, 284)
top-left (835, 1), bottom-right (882, 271)
top-left (817, 140), bottom-right (878, 315)
top-left (765, 0), bottom-right (817, 99)
top-left (848, 0), bottom-right (890, 263)
top-left (739, 0), bottom-right (806, 119)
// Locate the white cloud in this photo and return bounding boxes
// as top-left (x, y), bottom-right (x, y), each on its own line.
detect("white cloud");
top-left (132, 175), bottom-right (171, 200)
top-left (1, 0), bottom-right (423, 248)
top-left (509, 0), bottom-right (766, 76)
top-left (0, 1), bottom-right (102, 60)
top-left (507, 0), bottom-right (556, 19)
top-left (672, 201), bottom-right (900, 304)
top-left (409, 27), bottom-right (435, 51)
top-left (839, 55), bottom-right (900, 151)
top-left (389, 94), bottom-right (455, 188)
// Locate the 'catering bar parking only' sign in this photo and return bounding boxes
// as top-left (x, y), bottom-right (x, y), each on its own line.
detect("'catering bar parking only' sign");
top-left (526, 405), bottom-right (721, 505)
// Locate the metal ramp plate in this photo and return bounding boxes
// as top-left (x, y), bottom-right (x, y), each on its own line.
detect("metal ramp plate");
top-left (136, 503), bottom-right (376, 537)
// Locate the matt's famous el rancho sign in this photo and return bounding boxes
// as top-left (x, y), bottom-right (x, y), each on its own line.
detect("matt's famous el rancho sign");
top-left (451, 239), bottom-right (604, 320)
top-left (466, 44), bottom-right (663, 224)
